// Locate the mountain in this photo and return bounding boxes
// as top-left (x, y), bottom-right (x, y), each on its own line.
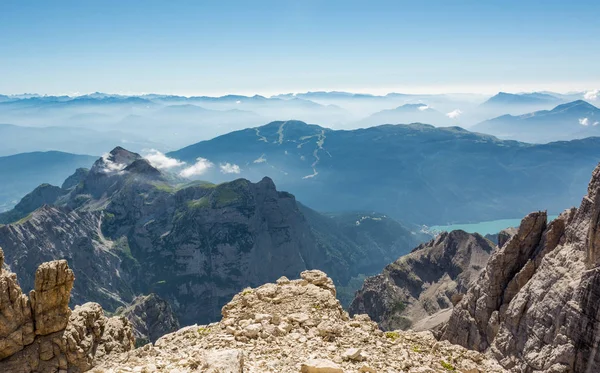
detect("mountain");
top-left (442, 162), bottom-right (600, 371)
top-left (0, 151), bottom-right (96, 212)
top-left (0, 147), bottom-right (426, 327)
top-left (94, 270), bottom-right (505, 373)
top-left (472, 100), bottom-right (600, 143)
top-left (355, 103), bottom-right (452, 127)
top-left (349, 230), bottom-right (495, 332)
top-left (482, 92), bottom-right (563, 106)
top-left (0, 123), bottom-right (161, 156)
top-left (169, 120), bottom-right (600, 225)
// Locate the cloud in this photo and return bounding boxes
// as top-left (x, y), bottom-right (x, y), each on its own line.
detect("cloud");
top-left (99, 153), bottom-right (127, 174)
top-left (579, 118), bottom-right (590, 126)
top-left (253, 154), bottom-right (267, 163)
top-left (179, 158), bottom-right (214, 177)
top-left (595, 121), bottom-right (600, 126)
top-left (584, 89), bottom-right (599, 101)
top-left (144, 150), bottom-right (185, 169)
top-left (220, 163), bottom-right (241, 174)
top-left (417, 105), bottom-right (430, 111)
top-left (446, 109), bottom-right (463, 119)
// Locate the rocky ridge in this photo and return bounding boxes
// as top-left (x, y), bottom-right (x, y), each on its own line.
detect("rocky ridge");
top-left (0, 247), bottom-right (134, 372)
top-left (349, 230), bottom-right (494, 332)
top-left (115, 293), bottom-right (180, 345)
top-left (94, 270), bottom-right (503, 373)
top-left (443, 162), bottom-right (600, 372)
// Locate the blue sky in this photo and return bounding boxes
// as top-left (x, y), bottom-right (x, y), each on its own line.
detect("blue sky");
top-left (1, 0), bottom-right (599, 96)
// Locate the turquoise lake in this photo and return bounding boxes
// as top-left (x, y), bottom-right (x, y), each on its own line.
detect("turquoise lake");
top-left (429, 215), bottom-right (559, 236)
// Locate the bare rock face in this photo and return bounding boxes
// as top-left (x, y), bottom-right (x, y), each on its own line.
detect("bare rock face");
top-left (94, 270), bottom-right (504, 373)
top-left (0, 249), bottom-right (134, 372)
top-left (115, 293), bottom-right (180, 344)
top-left (349, 230), bottom-right (494, 331)
top-left (443, 162), bottom-right (600, 372)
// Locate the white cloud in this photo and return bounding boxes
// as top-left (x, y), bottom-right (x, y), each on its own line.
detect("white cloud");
top-left (579, 118), bottom-right (590, 126)
top-left (220, 163), bottom-right (241, 174)
top-left (584, 89), bottom-right (599, 101)
top-left (100, 153), bottom-right (127, 174)
top-left (446, 109), bottom-right (463, 119)
top-left (144, 150), bottom-right (185, 169)
top-left (417, 105), bottom-right (430, 111)
top-left (179, 158), bottom-right (214, 177)
top-left (253, 154), bottom-right (267, 163)
top-left (594, 121), bottom-right (600, 126)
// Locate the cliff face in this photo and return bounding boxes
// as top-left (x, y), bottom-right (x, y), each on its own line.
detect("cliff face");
top-left (0, 147), bottom-right (425, 330)
top-left (349, 230), bottom-right (495, 331)
top-left (93, 270), bottom-right (504, 373)
top-left (0, 248), bottom-right (134, 372)
top-left (443, 162), bottom-right (600, 372)
top-left (115, 293), bottom-right (180, 345)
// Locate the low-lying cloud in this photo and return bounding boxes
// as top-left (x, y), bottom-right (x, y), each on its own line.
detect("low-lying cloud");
top-left (144, 150), bottom-right (185, 169)
top-left (100, 154), bottom-right (127, 174)
top-left (584, 89), bottom-right (599, 101)
top-left (417, 105), bottom-right (430, 111)
top-left (579, 118), bottom-right (590, 126)
top-left (180, 158), bottom-right (214, 177)
top-left (220, 163), bottom-right (241, 174)
top-left (446, 109), bottom-right (463, 119)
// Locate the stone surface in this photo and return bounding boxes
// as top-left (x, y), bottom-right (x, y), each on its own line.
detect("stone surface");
top-left (115, 293), bottom-right (180, 344)
top-left (0, 251), bottom-right (134, 372)
top-left (443, 162), bottom-right (600, 372)
top-left (349, 230), bottom-right (494, 331)
top-left (94, 270), bottom-right (503, 373)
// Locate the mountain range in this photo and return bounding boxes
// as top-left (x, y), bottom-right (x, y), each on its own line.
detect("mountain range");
top-left (0, 147), bottom-right (427, 325)
top-left (169, 120), bottom-right (600, 225)
top-left (472, 100), bottom-right (600, 143)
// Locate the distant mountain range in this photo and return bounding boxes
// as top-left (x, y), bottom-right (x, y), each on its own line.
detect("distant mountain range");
top-left (0, 151), bottom-right (96, 212)
top-left (355, 103), bottom-right (452, 127)
top-left (472, 100), bottom-right (600, 143)
top-left (169, 120), bottom-right (600, 225)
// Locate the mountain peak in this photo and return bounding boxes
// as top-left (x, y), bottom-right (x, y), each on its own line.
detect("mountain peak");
top-left (91, 147), bottom-right (143, 174)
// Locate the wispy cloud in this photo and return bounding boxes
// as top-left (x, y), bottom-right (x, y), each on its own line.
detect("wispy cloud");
top-left (144, 150), bottom-right (185, 169)
top-left (253, 154), bottom-right (267, 163)
top-left (584, 89), bottom-right (599, 101)
top-left (99, 153), bottom-right (127, 174)
top-left (446, 109), bottom-right (463, 119)
top-left (179, 158), bottom-right (214, 177)
top-left (220, 163), bottom-right (241, 174)
top-left (417, 105), bottom-right (430, 111)
top-left (579, 118), bottom-right (590, 126)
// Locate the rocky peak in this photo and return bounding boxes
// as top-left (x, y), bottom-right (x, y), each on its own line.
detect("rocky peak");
top-left (443, 162), bottom-right (600, 372)
top-left (61, 168), bottom-right (89, 190)
top-left (90, 146), bottom-right (143, 175)
top-left (94, 270), bottom-right (504, 372)
top-left (0, 248), bottom-right (134, 371)
top-left (349, 230), bottom-right (494, 332)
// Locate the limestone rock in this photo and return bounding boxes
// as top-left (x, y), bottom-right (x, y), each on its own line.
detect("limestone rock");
top-left (443, 162), bottom-right (600, 372)
top-left (301, 358), bottom-right (343, 373)
top-left (0, 253), bottom-right (134, 372)
top-left (94, 272), bottom-right (503, 373)
top-left (349, 230), bottom-right (494, 331)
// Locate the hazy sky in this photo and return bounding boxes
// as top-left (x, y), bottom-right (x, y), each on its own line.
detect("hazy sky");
top-left (1, 0), bottom-right (599, 96)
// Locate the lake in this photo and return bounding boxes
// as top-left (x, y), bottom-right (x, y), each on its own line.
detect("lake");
top-left (429, 215), bottom-right (559, 236)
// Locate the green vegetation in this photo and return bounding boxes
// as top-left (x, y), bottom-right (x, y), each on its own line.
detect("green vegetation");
top-left (440, 361), bottom-right (456, 371)
top-left (135, 337), bottom-right (150, 348)
top-left (241, 288), bottom-right (253, 296)
top-left (187, 197), bottom-right (209, 209)
top-left (216, 187), bottom-right (241, 205)
top-left (197, 327), bottom-right (211, 335)
top-left (392, 300), bottom-right (406, 314)
top-left (385, 331), bottom-right (400, 341)
top-left (412, 345), bottom-right (423, 353)
top-left (15, 213), bottom-right (33, 225)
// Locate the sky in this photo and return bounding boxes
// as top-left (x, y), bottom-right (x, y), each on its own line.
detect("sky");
top-left (1, 0), bottom-right (599, 96)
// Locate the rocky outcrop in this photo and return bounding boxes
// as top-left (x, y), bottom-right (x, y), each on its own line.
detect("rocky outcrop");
top-left (115, 293), bottom-right (180, 344)
top-left (443, 162), bottom-right (600, 372)
top-left (94, 270), bottom-right (504, 373)
top-left (349, 230), bottom-right (494, 331)
top-left (0, 248), bottom-right (134, 372)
